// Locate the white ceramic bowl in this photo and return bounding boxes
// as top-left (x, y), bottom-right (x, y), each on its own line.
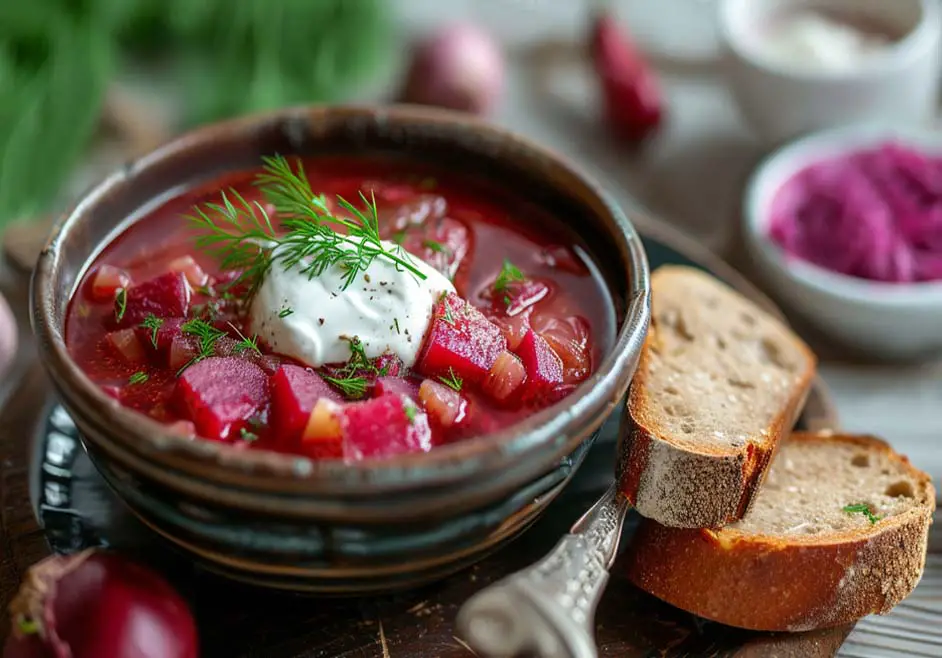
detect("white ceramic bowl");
top-left (742, 124), bottom-right (942, 360)
top-left (719, 0), bottom-right (942, 146)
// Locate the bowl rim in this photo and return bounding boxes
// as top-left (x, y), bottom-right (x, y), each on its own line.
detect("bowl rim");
top-left (31, 103), bottom-right (651, 492)
top-left (719, 0), bottom-right (941, 82)
top-left (743, 122), bottom-right (942, 306)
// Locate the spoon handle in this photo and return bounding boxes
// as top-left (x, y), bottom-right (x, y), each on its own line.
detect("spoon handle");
top-left (456, 483), bottom-right (630, 658)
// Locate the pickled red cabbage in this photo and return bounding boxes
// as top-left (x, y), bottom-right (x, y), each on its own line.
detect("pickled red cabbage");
top-left (768, 142), bottom-right (942, 283)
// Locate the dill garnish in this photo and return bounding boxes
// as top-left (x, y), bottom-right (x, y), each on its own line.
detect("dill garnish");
top-left (114, 288), bottom-right (128, 323)
top-left (842, 503), bottom-right (882, 525)
top-left (404, 403), bottom-right (417, 424)
top-left (391, 230), bottom-right (406, 245)
top-left (229, 323), bottom-right (261, 355)
top-left (493, 259), bottom-right (525, 292)
top-left (278, 307), bottom-right (294, 318)
top-left (323, 374), bottom-right (368, 399)
top-left (177, 318), bottom-right (227, 374)
top-left (128, 371), bottom-right (149, 385)
top-left (187, 155), bottom-right (427, 296)
top-left (423, 239), bottom-right (447, 253)
top-left (140, 314), bottom-right (164, 348)
top-left (439, 368), bottom-right (463, 392)
top-left (240, 427), bottom-right (258, 442)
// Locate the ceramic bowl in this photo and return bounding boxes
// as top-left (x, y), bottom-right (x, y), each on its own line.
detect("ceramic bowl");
top-left (742, 123), bottom-right (942, 360)
top-left (30, 105), bottom-right (651, 593)
top-left (719, 0), bottom-right (942, 145)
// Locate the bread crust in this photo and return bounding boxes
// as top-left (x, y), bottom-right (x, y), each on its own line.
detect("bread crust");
top-left (620, 329), bottom-right (815, 528)
top-left (624, 432), bottom-right (937, 632)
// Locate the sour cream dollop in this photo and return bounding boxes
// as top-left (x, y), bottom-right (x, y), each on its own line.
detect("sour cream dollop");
top-left (250, 240), bottom-right (455, 368)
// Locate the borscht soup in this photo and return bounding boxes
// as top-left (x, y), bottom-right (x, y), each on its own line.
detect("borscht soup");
top-left (66, 156), bottom-right (616, 461)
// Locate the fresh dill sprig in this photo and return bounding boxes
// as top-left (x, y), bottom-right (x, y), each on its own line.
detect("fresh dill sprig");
top-left (339, 336), bottom-right (374, 374)
top-left (423, 239), bottom-right (448, 254)
top-left (129, 371), bottom-right (149, 385)
top-left (240, 427), bottom-right (258, 442)
top-left (494, 259), bottom-right (525, 292)
top-left (323, 374), bottom-right (368, 399)
top-left (403, 403), bottom-right (417, 424)
top-left (140, 314), bottom-right (164, 348)
top-left (188, 155), bottom-right (427, 295)
top-left (278, 306), bottom-right (294, 318)
top-left (439, 368), bottom-right (463, 392)
top-left (228, 323), bottom-right (262, 355)
top-left (842, 503), bottom-right (882, 525)
top-left (177, 318), bottom-right (227, 374)
top-left (114, 288), bottom-right (128, 323)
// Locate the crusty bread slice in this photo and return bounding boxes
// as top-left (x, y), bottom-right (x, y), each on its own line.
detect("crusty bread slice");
top-left (620, 265), bottom-right (816, 527)
top-left (625, 431), bottom-right (937, 632)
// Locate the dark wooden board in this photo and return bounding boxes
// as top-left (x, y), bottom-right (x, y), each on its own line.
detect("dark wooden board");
top-left (0, 224), bottom-right (854, 657)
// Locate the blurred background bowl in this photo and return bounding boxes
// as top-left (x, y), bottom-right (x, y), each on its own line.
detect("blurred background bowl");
top-left (742, 123), bottom-right (942, 360)
top-left (719, 0), bottom-right (941, 146)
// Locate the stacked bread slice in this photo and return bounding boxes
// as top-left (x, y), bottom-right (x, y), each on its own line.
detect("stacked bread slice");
top-left (622, 266), bottom-right (936, 631)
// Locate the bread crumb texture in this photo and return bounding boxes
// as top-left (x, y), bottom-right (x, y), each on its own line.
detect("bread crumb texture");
top-left (632, 266), bottom-right (814, 452)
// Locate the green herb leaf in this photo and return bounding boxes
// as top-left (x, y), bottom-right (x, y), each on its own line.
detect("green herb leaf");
top-left (178, 317), bottom-right (227, 374)
top-left (228, 323), bottom-right (261, 355)
top-left (188, 155), bottom-right (428, 296)
top-left (423, 239), bottom-right (448, 254)
top-left (140, 314), bottom-right (164, 348)
top-left (439, 368), bottom-right (463, 392)
top-left (842, 503), bottom-right (882, 525)
top-left (493, 259), bottom-right (525, 292)
top-left (391, 230), bottom-right (406, 245)
top-left (114, 287), bottom-right (127, 323)
top-left (393, 318), bottom-right (401, 334)
top-left (129, 371), bottom-right (149, 385)
top-left (17, 617), bottom-right (39, 636)
top-left (323, 374), bottom-right (368, 399)
top-left (240, 427), bottom-right (258, 442)
top-left (404, 402), bottom-right (417, 424)
top-left (278, 307), bottom-right (294, 318)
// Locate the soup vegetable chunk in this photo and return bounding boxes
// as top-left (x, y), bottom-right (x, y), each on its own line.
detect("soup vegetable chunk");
top-left (66, 156), bottom-right (615, 461)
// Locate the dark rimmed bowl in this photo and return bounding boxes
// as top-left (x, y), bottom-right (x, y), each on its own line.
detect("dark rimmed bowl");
top-left (30, 105), bottom-right (650, 593)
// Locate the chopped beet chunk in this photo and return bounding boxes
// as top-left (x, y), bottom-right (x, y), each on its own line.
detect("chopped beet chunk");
top-left (270, 365), bottom-right (341, 445)
top-left (135, 318), bottom-right (184, 353)
top-left (117, 272), bottom-right (191, 327)
top-left (341, 394), bottom-right (432, 460)
top-left (175, 357), bottom-right (268, 441)
top-left (515, 329), bottom-right (564, 404)
top-left (415, 292), bottom-right (506, 385)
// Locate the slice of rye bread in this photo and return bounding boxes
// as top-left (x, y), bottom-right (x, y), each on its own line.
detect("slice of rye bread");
top-left (620, 265), bottom-right (816, 528)
top-left (625, 431), bottom-right (937, 632)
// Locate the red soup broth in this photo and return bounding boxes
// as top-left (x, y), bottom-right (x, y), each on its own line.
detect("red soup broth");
top-left (66, 157), bottom-right (617, 460)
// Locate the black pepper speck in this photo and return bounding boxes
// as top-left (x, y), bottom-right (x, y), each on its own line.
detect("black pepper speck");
top-left (318, 318), bottom-right (325, 325)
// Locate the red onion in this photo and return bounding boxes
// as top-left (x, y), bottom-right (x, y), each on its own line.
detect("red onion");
top-left (399, 23), bottom-right (505, 115)
top-left (3, 550), bottom-right (198, 658)
top-left (589, 11), bottom-right (664, 143)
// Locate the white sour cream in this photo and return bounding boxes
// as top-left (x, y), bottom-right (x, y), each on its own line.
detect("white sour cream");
top-left (250, 240), bottom-right (454, 368)
top-left (757, 12), bottom-right (890, 73)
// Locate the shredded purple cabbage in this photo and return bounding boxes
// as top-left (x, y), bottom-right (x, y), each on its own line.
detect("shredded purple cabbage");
top-left (768, 142), bottom-right (942, 283)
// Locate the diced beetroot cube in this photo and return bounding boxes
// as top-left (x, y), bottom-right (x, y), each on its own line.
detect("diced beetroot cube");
top-left (117, 272), bottom-right (191, 327)
top-left (89, 265), bottom-right (131, 303)
top-left (495, 280), bottom-right (552, 317)
top-left (270, 365), bottom-right (342, 444)
top-left (301, 398), bottom-right (344, 459)
top-left (490, 309), bottom-right (532, 351)
top-left (515, 329), bottom-right (564, 404)
top-left (374, 376), bottom-right (420, 401)
top-left (105, 329), bottom-right (146, 364)
top-left (135, 317), bottom-right (184, 352)
top-left (415, 292), bottom-right (507, 385)
top-left (482, 351), bottom-right (527, 404)
top-left (341, 394), bottom-right (432, 460)
top-left (373, 353), bottom-right (402, 378)
top-left (175, 357), bottom-right (269, 441)
top-left (418, 379), bottom-right (468, 428)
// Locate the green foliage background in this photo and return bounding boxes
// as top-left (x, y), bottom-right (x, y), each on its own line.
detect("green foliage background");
top-left (0, 0), bottom-right (391, 225)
